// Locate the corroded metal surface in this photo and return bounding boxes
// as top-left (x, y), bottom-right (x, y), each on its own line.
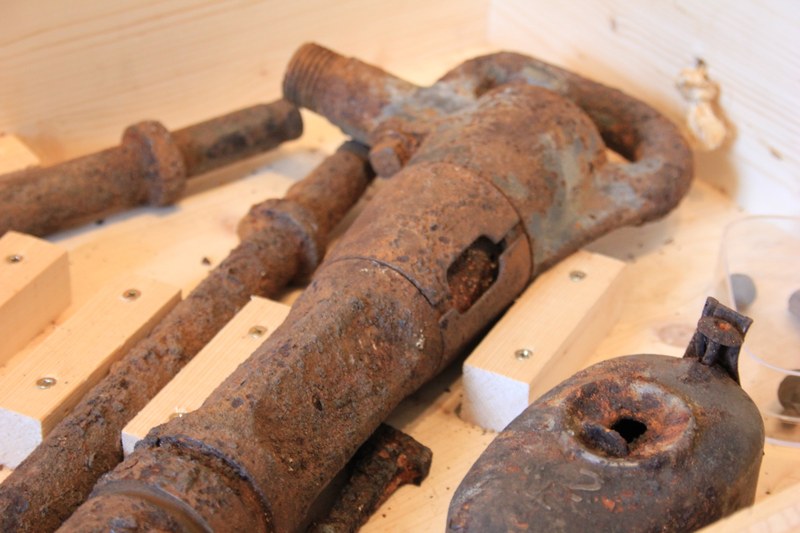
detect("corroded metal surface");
top-left (284, 44), bottom-right (693, 275)
top-left (56, 45), bottom-right (693, 531)
top-left (309, 424), bottom-right (432, 533)
top-left (0, 99), bottom-right (302, 236)
top-left (447, 298), bottom-right (764, 532)
top-left (0, 141), bottom-right (373, 533)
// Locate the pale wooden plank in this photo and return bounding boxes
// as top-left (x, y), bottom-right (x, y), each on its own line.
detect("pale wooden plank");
top-left (0, 276), bottom-right (180, 468)
top-left (121, 296), bottom-right (289, 455)
top-left (0, 134), bottom-right (40, 172)
top-left (0, 0), bottom-right (489, 164)
top-left (700, 481), bottom-right (800, 533)
top-left (487, 0), bottom-right (800, 218)
top-left (0, 231), bottom-right (70, 366)
top-left (461, 251), bottom-right (627, 431)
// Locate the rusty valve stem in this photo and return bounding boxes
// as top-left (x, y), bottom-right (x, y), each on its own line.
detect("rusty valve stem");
top-left (0, 99), bottom-right (302, 236)
top-left (58, 44), bottom-right (692, 532)
top-left (684, 296), bottom-right (752, 383)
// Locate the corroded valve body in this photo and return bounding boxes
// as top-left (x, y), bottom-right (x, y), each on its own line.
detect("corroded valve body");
top-left (59, 45), bottom-right (693, 531)
top-left (448, 298), bottom-right (765, 532)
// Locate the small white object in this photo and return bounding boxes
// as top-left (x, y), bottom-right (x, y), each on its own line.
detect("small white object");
top-left (677, 61), bottom-right (729, 151)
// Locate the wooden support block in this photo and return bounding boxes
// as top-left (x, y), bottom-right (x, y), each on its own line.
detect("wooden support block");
top-left (0, 134), bottom-right (40, 173)
top-left (461, 250), bottom-right (627, 431)
top-left (699, 481), bottom-right (800, 532)
top-left (121, 296), bottom-right (290, 456)
top-left (0, 275), bottom-right (180, 467)
top-left (0, 231), bottom-right (70, 366)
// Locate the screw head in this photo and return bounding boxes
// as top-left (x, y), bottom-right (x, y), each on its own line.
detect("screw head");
top-left (169, 408), bottom-right (188, 420)
top-left (248, 325), bottom-right (267, 338)
top-left (515, 348), bottom-right (533, 360)
top-left (122, 289), bottom-right (141, 301)
top-left (36, 377), bottom-right (57, 389)
top-left (569, 270), bottom-right (587, 282)
top-left (6, 254), bottom-right (23, 264)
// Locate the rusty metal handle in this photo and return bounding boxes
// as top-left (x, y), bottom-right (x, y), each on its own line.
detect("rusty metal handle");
top-left (436, 52), bottom-right (693, 225)
top-left (0, 100), bottom-right (302, 237)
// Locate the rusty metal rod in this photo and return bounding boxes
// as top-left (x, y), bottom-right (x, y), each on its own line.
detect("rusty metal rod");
top-left (0, 141), bottom-right (374, 533)
top-left (56, 45), bottom-right (692, 532)
top-left (309, 424), bottom-right (432, 533)
top-left (0, 99), bottom-right (302, 236)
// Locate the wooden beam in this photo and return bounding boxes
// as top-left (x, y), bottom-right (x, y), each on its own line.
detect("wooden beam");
top-left (699, 481), bottom-right (800, 532)
top-left (0, 275), bottom-right (180, 467)
top-left (121, 296), bottom-right (289, 455)
top-left (0, 231), bottom-right (70, 366)
top-left (461, 250), bottom-right (627, 431)
top-left (0, 134), bottom-right (40, 171)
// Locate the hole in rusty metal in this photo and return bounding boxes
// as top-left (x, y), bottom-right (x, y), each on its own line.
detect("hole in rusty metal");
top-left (447, 236), bottom-right (501, 313)
top-left (610, 417), bottom-right (647, 444)
top-left (312, 396), bottom-right (324, 411)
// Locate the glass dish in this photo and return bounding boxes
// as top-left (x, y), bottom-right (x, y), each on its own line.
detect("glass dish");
top-left (716, 216), bottom-right (800, 446)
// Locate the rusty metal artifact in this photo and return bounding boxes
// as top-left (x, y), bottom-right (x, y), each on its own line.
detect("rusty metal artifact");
top-left (0, 99), bottom-right (302, 236)
top-left (447, 297), bottom-right (764, 532)
top-left (309, 423), bottom-right (432, 533)
top-left (56, 44), bottom-right (692, 531)
top-left (0, 141), bottom-right (373, 533)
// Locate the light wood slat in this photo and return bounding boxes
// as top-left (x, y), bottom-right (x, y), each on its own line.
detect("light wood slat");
top-left (461, 250), bottom-right (627, 431)
top-left (700, 481), bottom-right (800, 532)
top-left (0, 276), bottom-right (180, 467)
top-left (0, 134), bottom-right (40, 172)
top-left (0, 231), bottom-right (70, 366)
top-left (121, 296), bottom-right (289, 456)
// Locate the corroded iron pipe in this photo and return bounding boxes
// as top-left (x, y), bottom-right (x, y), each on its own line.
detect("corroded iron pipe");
top-left (0, 100), bottom-right (302, 236)
top-left (58, 46), bottom-right (692, 531)
top-left (0, 141), bottom-right (373, 533)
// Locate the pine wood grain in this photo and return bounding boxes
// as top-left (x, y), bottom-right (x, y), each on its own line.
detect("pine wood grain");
top-left (0, 276), bottom-right (180, 467)
top-left (0, 231), bottom-right (70, 366)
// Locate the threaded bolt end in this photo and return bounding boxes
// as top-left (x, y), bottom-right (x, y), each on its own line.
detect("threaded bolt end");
top-left (283, 43), bottom-right (342, 112)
